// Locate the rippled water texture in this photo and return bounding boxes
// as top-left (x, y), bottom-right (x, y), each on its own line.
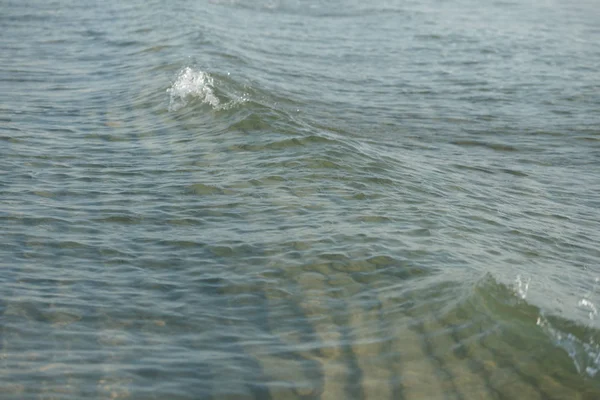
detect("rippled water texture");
top-left (2, 0), bottom-right (600, 398)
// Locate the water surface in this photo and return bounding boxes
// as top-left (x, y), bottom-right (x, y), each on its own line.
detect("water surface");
top-left (2, 0), bottom-right (600, 398)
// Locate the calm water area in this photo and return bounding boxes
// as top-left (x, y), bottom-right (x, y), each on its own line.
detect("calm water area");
top-left (2, 0), bottom-right (600, 398)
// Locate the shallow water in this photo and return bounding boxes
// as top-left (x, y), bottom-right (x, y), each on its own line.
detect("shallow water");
top-left (2, 0), bottom-right (600, 398)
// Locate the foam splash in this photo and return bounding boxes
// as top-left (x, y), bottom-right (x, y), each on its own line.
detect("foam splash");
top-left (513, 274), bottom-right (530, 300)
top-left (537, 314), bottom-right (600, 377)
top-left (579, 299), bottom-right (598, 321)
top-left (167, 67), bottom-right (220, 112)
top-left (578, 277), bottom-right (600, 321)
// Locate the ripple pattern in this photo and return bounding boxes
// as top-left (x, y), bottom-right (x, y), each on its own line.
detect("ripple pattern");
top-left (2, 0), bottom-right (600, 398)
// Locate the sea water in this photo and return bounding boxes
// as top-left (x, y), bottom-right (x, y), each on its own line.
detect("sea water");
top-left (2, 0), bottom-right (600, 398)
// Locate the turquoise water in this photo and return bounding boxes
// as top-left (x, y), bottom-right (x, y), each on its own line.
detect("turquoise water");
top-left (2, 0), bottom-right (600, 398)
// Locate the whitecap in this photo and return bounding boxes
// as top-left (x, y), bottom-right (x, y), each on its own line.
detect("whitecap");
top-left (513, 274), bottom-right (530, 300)
top-left (578, 298), bottom-right (598, 320)
top-left (167, 67), bottom-right (220, 112)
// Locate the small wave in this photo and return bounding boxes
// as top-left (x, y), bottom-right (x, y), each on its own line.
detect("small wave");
top-left (537, 314), bottom-right (600, 377)
top-left (167, 67), bottom-right (220, 112)
top-left (479, 274), bottom-right (600, 380)
top-left (166, 67), bottom-right (249, 112)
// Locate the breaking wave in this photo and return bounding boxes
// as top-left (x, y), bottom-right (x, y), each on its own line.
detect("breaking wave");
top-left (537, 314), bottom-right (600, 378)
top-left (479, 274), bottom-right (600, 381)
top-left (166, 67), bottom-right (248, 112)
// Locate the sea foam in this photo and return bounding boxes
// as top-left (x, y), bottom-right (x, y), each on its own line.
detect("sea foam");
top-left (167, 67), bottom-right (220, 112)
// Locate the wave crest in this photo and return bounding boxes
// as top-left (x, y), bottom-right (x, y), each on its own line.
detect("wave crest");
top-left (167, 67), bottom-right (221, 112)
top-left (472, 274), bottom-right (600, 380)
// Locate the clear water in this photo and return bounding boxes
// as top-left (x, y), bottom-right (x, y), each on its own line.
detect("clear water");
top-left (2, 0), bottom-right (600, 398)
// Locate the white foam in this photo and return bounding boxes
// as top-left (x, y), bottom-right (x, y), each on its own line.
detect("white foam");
top-left (167, 67), bottom-right (220, 112)
top-left (514, 274), bottom-right (530, 300)
top-left (578, 299), bottom-right (598, 320)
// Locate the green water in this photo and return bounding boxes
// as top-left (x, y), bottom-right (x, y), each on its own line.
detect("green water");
top-left (2, 0), bottom-right (600, 398)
